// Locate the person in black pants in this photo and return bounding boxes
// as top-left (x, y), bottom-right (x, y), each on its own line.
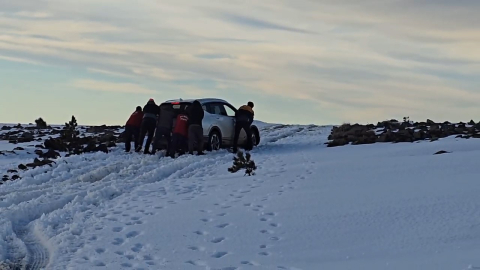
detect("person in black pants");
top-left (233, 101), bottom-right (254, 153)
top-left (124, 106), bottom-right (143, 152)
top-left (186, 100), bottom-right (205, 155)
top-left (136, 99), bottom-right (159, 154)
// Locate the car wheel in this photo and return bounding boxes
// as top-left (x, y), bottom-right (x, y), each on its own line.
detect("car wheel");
top-left (252, 128), bottom-right (260, 146)
top-left (208, 130), bottom-right (222, 151)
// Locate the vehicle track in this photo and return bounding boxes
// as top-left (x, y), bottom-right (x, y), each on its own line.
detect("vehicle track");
top-left (14, 225), bottom-right (49, 270)
top-left (0, 125), bottom-right (330, 268)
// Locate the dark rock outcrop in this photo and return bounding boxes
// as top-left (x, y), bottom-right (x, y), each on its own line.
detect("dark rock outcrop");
top-left (327, 119), bottom-right (480, 147)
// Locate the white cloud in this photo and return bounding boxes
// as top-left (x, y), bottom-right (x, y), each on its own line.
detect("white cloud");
top-left (0, 0), bottom-right (479, 123)
top-left (71, 79), bottom-right (157, 95)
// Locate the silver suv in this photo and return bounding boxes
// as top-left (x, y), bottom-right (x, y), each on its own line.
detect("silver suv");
top-left (158, 98), bottom-right (260, 151)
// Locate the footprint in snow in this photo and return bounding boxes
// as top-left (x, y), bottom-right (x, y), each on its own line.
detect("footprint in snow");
top-left (131, 243), bottom-right (143, 253)
top-left (93, 260), bottom-right (106, 266)
top-left (216, 223), bottom-right (230, 229)
top-left (185, 260), bottom-right (208, 266)
top-left (121, 262), bottom-right (132, 268)
top-left (188, 246), bottom-right (206, 251)
top-left (112, 238), bottom-right (124, 245)
top-left (211, 251), bottom-right (229, 258)
top-left (241, 261), bottom-right (260, 266)
top-left (194, 230), bottom-right (208, 235)
top-left (95, 248), bottom-right (105, 254)
top-left (200, 218), bottom-right (213, 222)
top-left (211, 237), bottom-right (226, 244)
top-left (126, 231), bottom-right (140, 238)
top-left (259, 251), bottom-right (270, 256)
top-left (112, 227), bottom-right (123, 233)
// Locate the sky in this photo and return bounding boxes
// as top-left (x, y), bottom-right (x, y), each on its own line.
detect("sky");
top-left (0, 0), bottom-right (479, 126)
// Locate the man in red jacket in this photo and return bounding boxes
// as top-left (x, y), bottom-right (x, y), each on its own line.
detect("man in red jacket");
top-left (125, 106), bottom-right (143, 152)
top-left (168, 112), bottom-right (189, 158)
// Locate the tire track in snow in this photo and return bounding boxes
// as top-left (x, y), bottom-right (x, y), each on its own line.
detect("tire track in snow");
top-left (14, 225), bottom-right (49, 270)
top-left (0, 151), bottom-right (236, 268)
top-left (1, 125), bottom-right (330, 268)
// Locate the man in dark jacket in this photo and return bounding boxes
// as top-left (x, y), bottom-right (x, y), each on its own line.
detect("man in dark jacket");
top-left (125, 106), bottom-right (143, 152)
top-left (232, 101), bottom-right (254, 153)
top-left (136, 98), bottom-right (159, 154)
top-left (186, 100), bottom-right (205, 155)
top-left (152, 105), bottom-right (175, 155)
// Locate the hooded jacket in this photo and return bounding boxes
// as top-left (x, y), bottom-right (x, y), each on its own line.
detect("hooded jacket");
top-left (126, 111), bottom-right (144, 127)
top-left (143, 100), bottom-right (159, 120)
top-left (187, 101), bottom-right (204, 127)
top-left (235, 105), bottom-right (254, 124)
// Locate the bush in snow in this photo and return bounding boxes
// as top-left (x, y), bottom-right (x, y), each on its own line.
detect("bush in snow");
top-left (228, 150), bottom-right (257, 176)
top-left (62, 116), bottom-right (79, 141)
top-left (35, 117), bottom-right (48, 129)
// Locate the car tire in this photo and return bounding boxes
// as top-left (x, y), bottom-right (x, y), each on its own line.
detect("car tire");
top-left (207, 130), bottom-right (222, 151)
top-left (252, 128), bottom-right (260, 146)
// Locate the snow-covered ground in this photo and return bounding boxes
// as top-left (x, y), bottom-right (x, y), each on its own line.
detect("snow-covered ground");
top-left (1, 124), bottom-right (480, 270)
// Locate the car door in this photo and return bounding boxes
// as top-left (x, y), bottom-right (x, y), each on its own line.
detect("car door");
top-left (207, 102), bottom-right (235, 144)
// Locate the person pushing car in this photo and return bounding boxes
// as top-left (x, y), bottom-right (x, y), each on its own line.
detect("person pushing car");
top-left (232, 101), bottom-right (254, 153)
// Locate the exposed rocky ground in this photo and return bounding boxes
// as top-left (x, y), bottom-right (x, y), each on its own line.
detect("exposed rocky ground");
top-left (1, 123), bottom-right (125, 184)
top-left (327, 119), bottom-right (480, 147)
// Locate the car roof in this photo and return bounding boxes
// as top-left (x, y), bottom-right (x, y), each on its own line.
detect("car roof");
top-left (162, 98), bottom-right (229, 104)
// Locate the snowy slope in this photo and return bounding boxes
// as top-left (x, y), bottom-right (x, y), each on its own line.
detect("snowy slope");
top-left (1, 124), bottom-right (480, 270)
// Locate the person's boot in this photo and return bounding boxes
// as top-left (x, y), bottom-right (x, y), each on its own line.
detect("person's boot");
top-left (197, 151), bottom-right (205, 156)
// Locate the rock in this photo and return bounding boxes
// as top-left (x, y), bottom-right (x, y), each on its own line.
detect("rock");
top-left (26, 158), bottom-right (55, 169)
top-left (468, 120), bottom-right (475, 125)
top-left (35, 144), bottom-right (44, 148)
top-left (7, 169), bottom-right (18, 173)
top-left (1, 126), bottom-right (12, 131)
top-left (18, 164), bottom-right (28, 170)
top-left (13, 147), bottom-right (25, 151)
top-left (43, 149), bottom-right (60, 159)
top-left (14, 124), bottom-right (23, 129)
top-left (35, 149), bottom-right (44, 156)
top-left (107, 141), bottom-right (116, 148)
top-left (2, 175), bottom-right (8, 181)
top-left (44, 138), bottom-right (68, 152)
top-left (434, 150), bottom-right (449, 155)
top-left (11, 175), bottom-right (21, 180)
top-left (9, 140), bottom-right (18, 144)
top-left (426, 119), bottom-right (435, 125)
top-left (413, 130), bottom-right (424, 140)
top-left (96, 144), bottom-right (109, 153)
top-left (87, 125), bottom-right (109, 133)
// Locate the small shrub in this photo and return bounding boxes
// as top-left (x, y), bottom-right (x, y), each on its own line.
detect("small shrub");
top-left (62, 115), bottom-right (79, 141)
top-left (228, 150), bottom-right (257, 176)
top-left (35, 117), bottom-right (48, 128)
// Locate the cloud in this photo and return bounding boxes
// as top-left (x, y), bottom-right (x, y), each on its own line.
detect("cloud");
top-left (0, 54), bottom-right (44, 65)
top-left (0, 0), bottom-right (479, 124)
top-left (213, 12), bottom-right (315, 34)
top-left (71, 79), bottom-right (157, 95)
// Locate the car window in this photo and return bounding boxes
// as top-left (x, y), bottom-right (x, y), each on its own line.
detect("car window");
top-left (208, 103), bottom-right (228, 116)
top-left (223, 104), bottom-right (236, 117)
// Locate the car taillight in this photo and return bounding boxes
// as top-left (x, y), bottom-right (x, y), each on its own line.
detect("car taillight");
top-left (171, 102), bottom-right (180, 105)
